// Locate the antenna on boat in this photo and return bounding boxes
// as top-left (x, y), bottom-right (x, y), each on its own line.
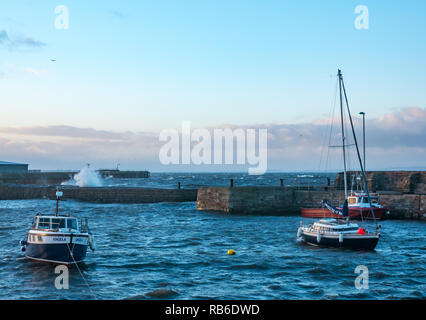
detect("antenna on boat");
top-left (359, 112), bottom-right (366, 171)
top-left (339, 71), bottom-right (377, 227)
top-left (55, 188), bottom-right (63, 216)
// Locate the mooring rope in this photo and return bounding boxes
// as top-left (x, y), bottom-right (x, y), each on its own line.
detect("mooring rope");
top-left (62, 230), bottom-right (98, 300)
top-left (378, 233), bottom-right (394, 251)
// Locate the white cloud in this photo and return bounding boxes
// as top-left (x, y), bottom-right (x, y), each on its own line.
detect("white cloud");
top-left (0, 107), bottom-right (425, 171)
top-left (25, 68), bottom-right (48, 77)
top-left (0, 29), bottom-right (46, 49)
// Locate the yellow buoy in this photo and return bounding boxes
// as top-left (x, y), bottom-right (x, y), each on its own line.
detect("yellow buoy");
top-left (227, 249), bottom-right (236, 255)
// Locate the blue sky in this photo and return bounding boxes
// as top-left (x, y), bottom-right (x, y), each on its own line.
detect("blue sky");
top-left (1, 1), bottom-right (426, 170)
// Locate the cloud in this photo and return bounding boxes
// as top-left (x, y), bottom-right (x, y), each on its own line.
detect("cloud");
top-left (16, 36), bottom-right (45, 47)
top-left (0, 30), bottom-right (13, 46)
top-left (0, 125), bottom-right (152, 141)
top-left (108, 9), bottom-right (126, 20)
top-left (0, 29), bottom-right (46, 49)
top-left (0, 107), bottom-right (425, 171)
top-left (25, 67), bottom-right (48, 76)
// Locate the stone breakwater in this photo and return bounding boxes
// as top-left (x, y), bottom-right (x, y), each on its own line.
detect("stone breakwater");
top-left (0, 172), bottom-right (75, 185)
top-left (0, 184), bottom-right (197, 204)
top-left (335, 171), bottom-right (426, 194)
top-left (196, 186), bottom-right (425, 220)
top-left (0, 170), bottom-right (150, 185)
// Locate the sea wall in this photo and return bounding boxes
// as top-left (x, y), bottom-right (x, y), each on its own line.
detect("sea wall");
top-left (196, 187), bottom-right (425, 220)
top-left (0, 184), bottom-right (197, 203)
top-left (335, 171), bottom-right (426, 194)
top-left (97, 170), bottom-right (150, 178)
top-left (0, 172), bottom-right (75, 185)
top-left (197, 187), bottom-right (343, 215)
top-left (0, 170), bottom-right (150, 185)
top-left (58, 187), bottom-right (196, 203)
top-left (197, 186), bottom-right (298, 215)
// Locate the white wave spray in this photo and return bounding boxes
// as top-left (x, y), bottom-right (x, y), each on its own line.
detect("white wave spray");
top-left (63, 165), bottom-right (104, 187)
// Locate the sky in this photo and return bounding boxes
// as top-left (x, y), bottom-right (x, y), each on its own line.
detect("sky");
top-left (0, 1), bottom-right (425, 171)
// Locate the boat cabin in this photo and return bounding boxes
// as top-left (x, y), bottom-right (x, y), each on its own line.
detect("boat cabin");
top-left (31, 215), bottom-right (85, 232)
top-left (311, 219), bottom-right (360, 234)
top-left (348, 193), bottom-right (380, 207)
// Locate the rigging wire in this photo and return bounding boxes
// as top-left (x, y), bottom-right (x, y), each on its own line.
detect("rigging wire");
top-left (340, 72), bottom-right (378, 226)
top-left (318, 75), bottom-right (338, 172)
top-left (323, 77), bottom-right (339, 173)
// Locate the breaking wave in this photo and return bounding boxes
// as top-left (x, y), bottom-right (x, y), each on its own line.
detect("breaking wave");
top-left (62, 165), bottom-right (103, 187)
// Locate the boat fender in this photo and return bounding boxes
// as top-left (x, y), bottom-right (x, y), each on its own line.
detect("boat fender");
top-left (88, 234), bottom-right (96, 251)
top-left (20, 246), bottom-right (26, 252)
top-left (317, 232), bottom-right (321, 244)
top-left (297, 227), bottom-right (302, 239)
top-left (19, 240), bottom-right (27, 247)
top-left (339, 232), bottom-right (344, 243)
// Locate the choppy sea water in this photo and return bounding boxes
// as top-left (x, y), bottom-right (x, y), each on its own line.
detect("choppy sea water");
top-left (1, 173), bottom-right (424, 300)
top-left (95, 172), bottom-right (334, 189)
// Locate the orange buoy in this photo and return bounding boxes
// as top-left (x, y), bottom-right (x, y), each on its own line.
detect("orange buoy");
top-left (358, 228), bottom-right (365, 235)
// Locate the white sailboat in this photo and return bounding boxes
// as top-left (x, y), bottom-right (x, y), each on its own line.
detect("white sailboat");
top-left (297, 69), bottom-right (381, 250)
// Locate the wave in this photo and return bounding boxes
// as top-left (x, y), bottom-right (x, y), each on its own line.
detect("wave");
top-left (62, 165), bottom-right (104, 187)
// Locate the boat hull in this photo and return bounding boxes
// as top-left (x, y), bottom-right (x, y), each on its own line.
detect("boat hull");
top-left (300, 232), bottom-right (379, 250)
top-left (25, 232), bottom-right (89, 264)
top-left (26, 243), bottom-right (88, 264)
top-left (25, 243), bottom-right (87, 264)
top-left (301, 207), bottom-right (387, 220)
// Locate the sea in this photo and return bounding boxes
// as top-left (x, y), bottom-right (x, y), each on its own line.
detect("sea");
top-left (0, 173), bottom-right (424, 300)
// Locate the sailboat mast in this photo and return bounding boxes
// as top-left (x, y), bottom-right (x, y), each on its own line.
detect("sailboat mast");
top-left (338, 69), bottom-right (348, 199)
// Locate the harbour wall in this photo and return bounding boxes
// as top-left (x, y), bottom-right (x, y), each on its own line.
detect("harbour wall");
top-left (196, 186), bottom-right (425, 220)
top-left (335, 171), bottom-right (426, 194)
top-left (0, 184), bottom-right (196, 204)
top-left (0, 170), bottom-right (150, 185)
top-left (97, 170), bottom-right (150, 179)
top-left (0, 172), bottom-right (75, 185)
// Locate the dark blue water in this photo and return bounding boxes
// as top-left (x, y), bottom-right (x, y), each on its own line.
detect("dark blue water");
top-left (1, 173), bottom-right (424, 300)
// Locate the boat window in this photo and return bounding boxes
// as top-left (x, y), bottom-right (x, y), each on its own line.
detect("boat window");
top-left (67, 219), bottom-right (77, 230)
top-left (344, 227), bottom-right (358, 232)
top-left (361, 197), bottom-right (378, 204)
top-left (51, 218), bottom-right (66, 229)
top-left (38, 218), bottom-right (50, 229)
top-left (348, 197), bottom-right (357, 204)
